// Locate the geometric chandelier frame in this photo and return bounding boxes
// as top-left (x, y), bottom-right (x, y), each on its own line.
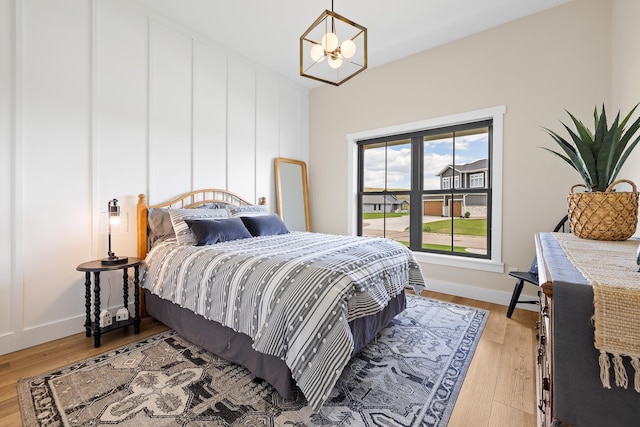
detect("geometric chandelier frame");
top-left (300, 6), bottom-right (367, 86)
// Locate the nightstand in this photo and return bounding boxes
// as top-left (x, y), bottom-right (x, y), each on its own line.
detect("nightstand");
top-left (76, 257), bottom-right (143, 348)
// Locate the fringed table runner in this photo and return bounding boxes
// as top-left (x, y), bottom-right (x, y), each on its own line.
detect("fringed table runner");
top-left (552, 233), bottom-right (640, 392)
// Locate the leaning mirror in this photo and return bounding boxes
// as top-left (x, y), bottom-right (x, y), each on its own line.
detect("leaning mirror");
top-left (275, 157), bottom-right (311, 232)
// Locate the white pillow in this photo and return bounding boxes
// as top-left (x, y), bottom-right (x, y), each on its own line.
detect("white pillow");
top-left (226, 204), bottom-right (269, 218)
top-left (168, 208), bottom-right (228, 245)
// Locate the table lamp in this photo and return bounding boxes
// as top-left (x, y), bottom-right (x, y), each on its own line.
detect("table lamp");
top-left (101, 198), bottom-right (128, 265)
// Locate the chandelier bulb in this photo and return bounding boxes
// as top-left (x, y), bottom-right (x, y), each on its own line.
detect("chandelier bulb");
top-left (340, 39), bottom-right (356, 59)
top-left (328, 53), bottom-right (343, 69)
top-left (321, 32), bottom-right (339, 52)
top-left (310, 44), bottom-right (325, 62)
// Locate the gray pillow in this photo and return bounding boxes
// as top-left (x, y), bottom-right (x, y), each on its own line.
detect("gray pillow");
top-left (226, 204), bottom-right (269, 218)
top-left (185, 218), bottom-right (252, 246)
top-left (148, 208), bottom-right (174, 245)
top-left (198, 202), bottom-right (227, 209)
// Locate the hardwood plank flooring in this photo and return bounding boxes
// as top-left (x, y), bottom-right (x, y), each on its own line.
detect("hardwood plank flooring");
top-left (0, 292), bottom-right (538, 426)
top-left (0, 318), bottom-right (169, 425)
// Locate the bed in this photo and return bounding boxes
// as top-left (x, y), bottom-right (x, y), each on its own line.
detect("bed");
top-left (136, 189), bottom-right (425, 411)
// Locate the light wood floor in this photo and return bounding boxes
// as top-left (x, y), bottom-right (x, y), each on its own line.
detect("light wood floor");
top-left (0, 291), bottom-right (538, 426)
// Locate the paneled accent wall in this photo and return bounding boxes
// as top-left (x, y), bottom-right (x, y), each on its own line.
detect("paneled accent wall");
top-left (0, 0), bottom-right (309, 354)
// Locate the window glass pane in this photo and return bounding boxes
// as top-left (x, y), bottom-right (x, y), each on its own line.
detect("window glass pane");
top-left (422, 215), bottom-right (454, 252)
top-left (386, 139), bottom-right (411, 191)
top-left (362, 143), bottom-right (386, 190)
top-left (422, 194), bottom-right (488, 255)
top-left (363, 139), bottom-right (411, 191)
top-left (360, 197), bottom-right (410, 247)
top-left (453, 126), bottom-right (489, 189)
top-left (423, 132), bottom-right (453, 190)
top-left (457, 191), bottom-right (488, 255)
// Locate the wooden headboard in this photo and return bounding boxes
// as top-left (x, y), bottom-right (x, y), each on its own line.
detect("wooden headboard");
top-left (136, 188), bottom-right (263, 259)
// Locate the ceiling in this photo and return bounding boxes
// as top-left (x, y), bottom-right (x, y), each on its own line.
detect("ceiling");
top-left (134, 0), bottom-right (571, 89)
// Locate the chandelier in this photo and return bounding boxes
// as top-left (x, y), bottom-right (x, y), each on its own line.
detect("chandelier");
top-left (299, 1), bottom-right (367, 86)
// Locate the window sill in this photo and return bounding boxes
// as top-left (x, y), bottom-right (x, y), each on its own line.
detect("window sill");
top-left (412, 251), bottom-right (504, 273)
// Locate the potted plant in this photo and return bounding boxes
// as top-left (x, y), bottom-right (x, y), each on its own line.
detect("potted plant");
top-left (542, 104), bottom-right (640, 240)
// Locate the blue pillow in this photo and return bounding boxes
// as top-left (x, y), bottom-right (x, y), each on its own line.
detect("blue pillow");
top-left (185, 218), bottom-right (252, 246)
top-left (241, 214), bottom-right (289, 237)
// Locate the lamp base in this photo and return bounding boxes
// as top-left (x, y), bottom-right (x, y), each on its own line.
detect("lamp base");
top-left (101, 256), bottom-right (129, 265)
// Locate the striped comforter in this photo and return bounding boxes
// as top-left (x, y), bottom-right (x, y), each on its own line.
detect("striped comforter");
top-left (141, 231), bottom-right (425, 411)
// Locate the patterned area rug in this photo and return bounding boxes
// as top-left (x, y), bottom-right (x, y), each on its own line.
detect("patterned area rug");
top-left (18, 295), bottom-right (488, 426)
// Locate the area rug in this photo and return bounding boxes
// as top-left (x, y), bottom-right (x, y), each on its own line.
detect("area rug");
top-left (18, 295), bottom-right (488, 426)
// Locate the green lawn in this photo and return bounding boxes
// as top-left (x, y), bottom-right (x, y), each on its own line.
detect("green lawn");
top-left (397, 241), bottom-right (468, 252)
top-left (362, 212), bottom-right (409, 219)
top-left (422, 218), bottom-right (487, 236)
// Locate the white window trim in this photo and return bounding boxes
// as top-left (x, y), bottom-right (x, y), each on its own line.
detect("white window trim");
top-left (346, 105), bottom-right (506, 274)
top-left (470, 172), bottom-right (484, 188)
top-left (442, 177), bottom-right (450, 189)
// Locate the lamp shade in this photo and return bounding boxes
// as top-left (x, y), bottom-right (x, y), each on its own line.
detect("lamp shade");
top-left (300, 9), bottom-right (367, 86)
top-left (108, 202), bottom-right (121, 225)
top-left (101, 198), bottom-right (128, 265)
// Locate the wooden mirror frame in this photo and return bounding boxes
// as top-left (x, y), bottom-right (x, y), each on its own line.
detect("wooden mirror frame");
top-left (274, 157), bottom-right (311, 232)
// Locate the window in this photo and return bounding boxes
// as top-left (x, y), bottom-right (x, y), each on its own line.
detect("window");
top-left (470, 173), bottom-right (484, 188)
top-left (358, 121), bottom-right (491, 259)
top-left (348, 106), bottom-right (505, 272)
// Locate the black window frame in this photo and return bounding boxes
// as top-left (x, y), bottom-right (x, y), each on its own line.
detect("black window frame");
top-left (357, 119), bottom-right (493, 259)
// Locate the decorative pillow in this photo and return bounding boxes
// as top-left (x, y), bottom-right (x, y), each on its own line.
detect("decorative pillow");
top-left (168, 208), bottom-right (229, 245)
top-left (226, 204), bottom-right (269, 218)
top-left (148, 208), bottom-right (175, 245)
top-left (185, 218), bottom-right (252, 246)
top-left (198, 202), bottom-right (227, 209)
top-left (241, 214), bottom-right (290, 237)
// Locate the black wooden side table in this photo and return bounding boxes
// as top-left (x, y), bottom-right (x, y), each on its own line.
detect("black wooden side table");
top-left (76, 257), bottom-right (143, 348)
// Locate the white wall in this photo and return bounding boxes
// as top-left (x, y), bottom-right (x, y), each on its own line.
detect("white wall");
top-left (0, 0), bottom-right (309, 354)
top-left (308, 0), bottom-right (613, 305)
top-left (612, 0), bottom-right (640, 237)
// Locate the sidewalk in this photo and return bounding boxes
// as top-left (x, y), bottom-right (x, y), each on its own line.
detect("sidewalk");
top-left (362, 215), bottom-right (487, 251)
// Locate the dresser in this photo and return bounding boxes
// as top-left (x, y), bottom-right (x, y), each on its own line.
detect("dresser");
top-left (534, 232), bottom-right (640, 427)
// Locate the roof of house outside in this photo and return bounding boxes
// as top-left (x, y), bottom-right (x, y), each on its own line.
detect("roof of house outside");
top-left (436, 159), bottom-right (488, 176)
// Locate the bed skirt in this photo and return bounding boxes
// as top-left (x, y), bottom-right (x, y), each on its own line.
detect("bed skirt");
top-left (144, 289), bottom-right (406, 400)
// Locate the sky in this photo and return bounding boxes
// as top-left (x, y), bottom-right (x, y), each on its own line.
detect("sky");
top-left (363, 132), bottom-right (488, 190)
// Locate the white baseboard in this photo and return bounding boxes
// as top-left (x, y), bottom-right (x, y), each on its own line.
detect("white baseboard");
top-left (0, 303), bottom-right (137, 355)
top-left (423, 278), bottom-right (538, 312)
top-left (0, 315), bottom-right (86, 355)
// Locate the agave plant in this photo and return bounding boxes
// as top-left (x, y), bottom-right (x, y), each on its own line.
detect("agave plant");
top-left (542, 104), bottom-right (640, 192)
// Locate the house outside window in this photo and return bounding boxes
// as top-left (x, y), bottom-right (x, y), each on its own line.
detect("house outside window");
top-left (357, 120), bottom-right (493, 260)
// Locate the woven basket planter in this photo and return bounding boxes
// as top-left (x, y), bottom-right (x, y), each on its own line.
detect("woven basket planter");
top-left (567, 179), bottom-right (639, 241)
